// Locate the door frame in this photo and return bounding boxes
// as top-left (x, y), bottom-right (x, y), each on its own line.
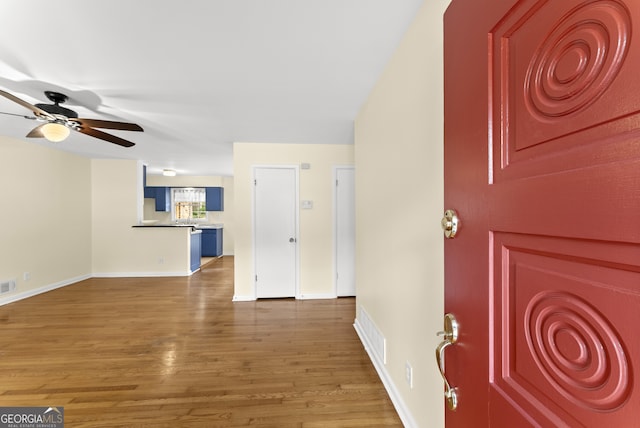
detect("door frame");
top-left (251, 164), bottom-right (300, 299)
top-left (333, 165), bottom-right (356, 297)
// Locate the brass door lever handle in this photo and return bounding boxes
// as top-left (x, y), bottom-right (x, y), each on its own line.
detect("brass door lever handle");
top-left (435, 313), bottom-right (459, 410)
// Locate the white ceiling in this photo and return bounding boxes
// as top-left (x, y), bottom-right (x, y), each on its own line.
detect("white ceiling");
top-left (0, 0), bottom-right (424, 176)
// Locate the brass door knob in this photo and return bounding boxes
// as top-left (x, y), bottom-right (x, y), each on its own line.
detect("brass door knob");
top-left (441, 209), bottom-right (460, 239)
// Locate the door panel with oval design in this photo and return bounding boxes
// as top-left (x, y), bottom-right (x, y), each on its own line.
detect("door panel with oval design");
top-left (444, 0), bottom-right (640, 426)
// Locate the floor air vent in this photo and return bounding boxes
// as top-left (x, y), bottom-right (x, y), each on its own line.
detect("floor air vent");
top-left (358, 306), bottom-right (387, 364)
top-left (0, 279), bottom-right (16, 294)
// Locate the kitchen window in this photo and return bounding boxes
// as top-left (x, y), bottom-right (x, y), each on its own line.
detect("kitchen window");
top-left (172, 188), bottom-right (207, 222)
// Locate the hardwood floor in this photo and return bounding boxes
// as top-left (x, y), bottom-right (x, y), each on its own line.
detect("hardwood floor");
top-left (0, 257), bottom-right (402, 427)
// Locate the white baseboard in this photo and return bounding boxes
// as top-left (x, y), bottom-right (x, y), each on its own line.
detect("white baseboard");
top-left (354, 318), bottom-right (418, 428)
top-left (0, 274), bottom-right (91, 307)
top-left (297, 293), bottom-right (337, 300)
top-left (0, 270), bottom-right (192, 306)
top-left (232, 293), bottom-right (338, 301)
top-left (92, 271), bottom-right (191, 278)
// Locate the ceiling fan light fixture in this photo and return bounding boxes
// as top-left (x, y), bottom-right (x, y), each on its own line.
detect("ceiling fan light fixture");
top-left (163, 169), bottom-right (177, 177)
top-left (0, 90), bottom-right (142, 148)
top-left (41, 122), bottom-right (70, 142)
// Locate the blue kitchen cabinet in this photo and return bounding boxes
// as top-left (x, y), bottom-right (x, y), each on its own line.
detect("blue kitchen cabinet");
top-left (143, 186), bottom-right (155, 198)
top-left (144, 186), bottom-right (171, 212)
top-left (201, 228), bottom-right (223, 257)
top-left (205, 187), bottom-right (224, 211)
top-left (190, 231), bottom-right (201, 272)
top-left (154, 187), bottom-right (171, 211)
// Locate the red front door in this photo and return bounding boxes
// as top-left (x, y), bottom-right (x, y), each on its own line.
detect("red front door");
top-left (444, 0), bottom-right (640, 426)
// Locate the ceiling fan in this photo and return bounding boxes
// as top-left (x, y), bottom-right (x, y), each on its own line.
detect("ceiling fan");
top-left (0, 89), bottom-right (143, 147)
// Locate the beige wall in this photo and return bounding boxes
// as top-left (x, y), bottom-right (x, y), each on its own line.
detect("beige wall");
top-left (145, 174), bottom-right (235, 255)
top-left (233, 142), bottom-right (353, 300)
top-left (0, 136), bottom-right (92, 302)
top-left (354, 0), bottom-right (450, 426)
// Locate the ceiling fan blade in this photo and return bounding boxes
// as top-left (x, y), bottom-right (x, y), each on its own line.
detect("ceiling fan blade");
top-left (72, 118), bottom-right (143, 132)
top-left (26, 124), bottom-right (45, 138)
top-left (0, 89), bottom-right (55, 120)
top-left (76, 127), bottom-right (136, 147)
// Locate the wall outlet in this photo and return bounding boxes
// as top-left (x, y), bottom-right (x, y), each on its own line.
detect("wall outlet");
top-left (405, 361), bottom-right (413, 389)
top-left (158, 257), bottom-right (165, 265)
top-left (23, 272), bottom-right (30, 281)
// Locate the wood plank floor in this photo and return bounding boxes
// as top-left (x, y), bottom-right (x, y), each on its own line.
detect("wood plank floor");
top-left (0, 257), bottom-right (402, 427)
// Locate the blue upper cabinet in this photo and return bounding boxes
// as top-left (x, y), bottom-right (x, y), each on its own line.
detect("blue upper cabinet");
top-left (144, 186), bottom-right (171, 212)
top-left (143, 186), bottom-right (156, 198)
top-left (154, 187), bottom-right (171, 212)
top-left (206, 187), bottom-right (224, 211)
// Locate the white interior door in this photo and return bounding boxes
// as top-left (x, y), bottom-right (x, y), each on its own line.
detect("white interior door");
top-left (335, 167), bottom-right (355, 297)
top-left (254, 166), bottom-right (298, 298)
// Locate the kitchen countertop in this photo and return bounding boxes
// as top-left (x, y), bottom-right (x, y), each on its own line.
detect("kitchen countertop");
top-left (194, 224), bottom-right (223, 229)
top-left (132, 223), bottom-right (223, 229)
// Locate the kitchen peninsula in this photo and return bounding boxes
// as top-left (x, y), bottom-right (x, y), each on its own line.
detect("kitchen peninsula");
top-left (132, 223), bottom-right (223, 275)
